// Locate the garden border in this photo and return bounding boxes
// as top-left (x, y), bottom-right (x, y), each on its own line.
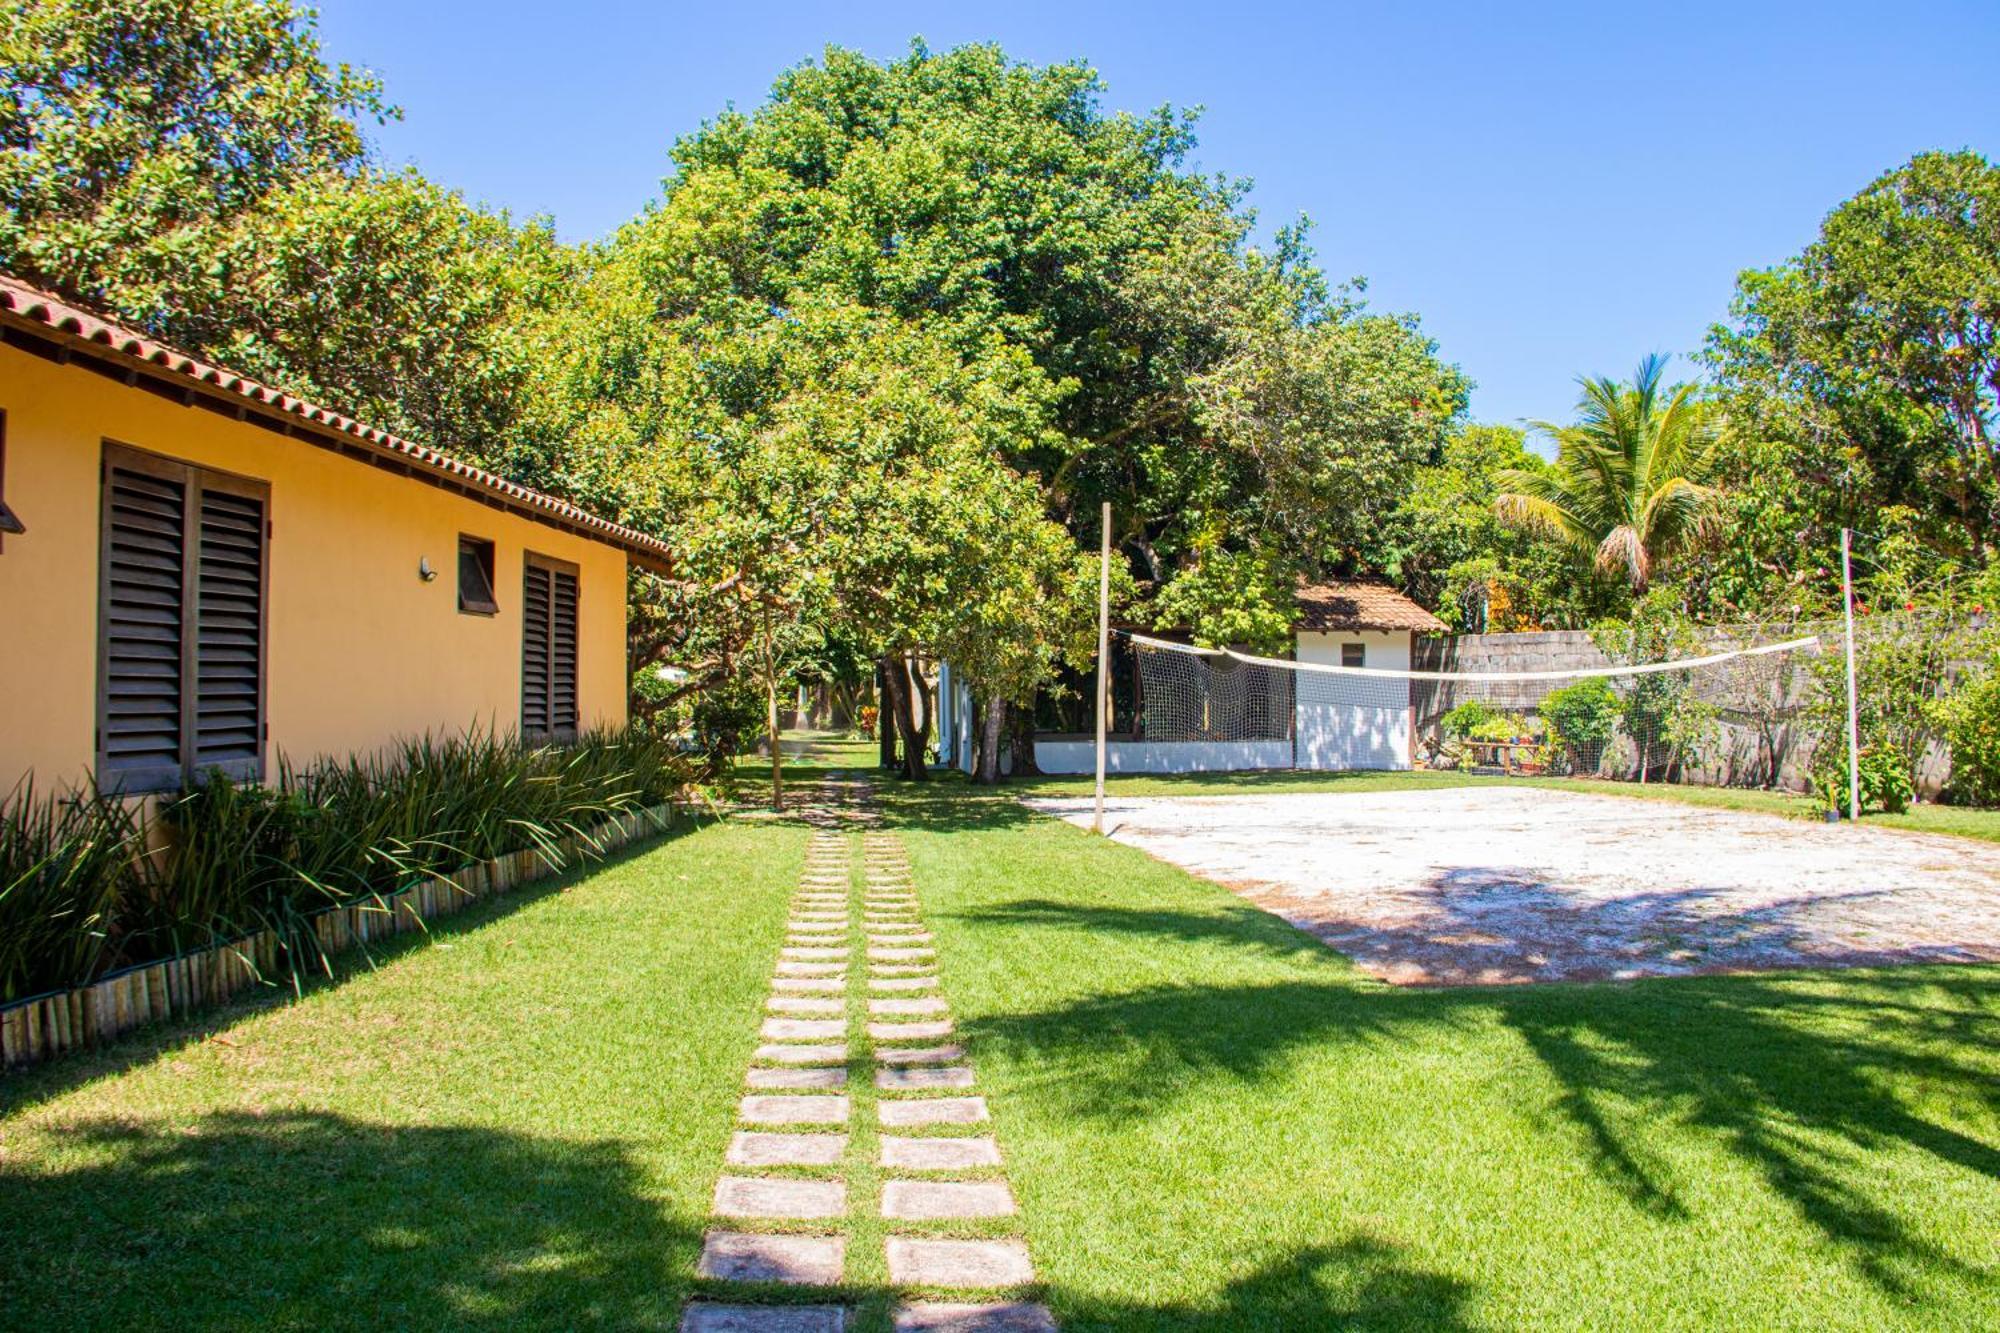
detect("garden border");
top-left (0, 802), bottom-right (678, 1070)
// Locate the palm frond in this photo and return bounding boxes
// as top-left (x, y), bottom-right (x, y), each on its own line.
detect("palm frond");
top-left (1595, 523), bottom-right (1651, 590)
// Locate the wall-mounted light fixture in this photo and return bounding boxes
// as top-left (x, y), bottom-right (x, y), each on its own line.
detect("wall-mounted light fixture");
top-left (418, 556), bottom-right (439, 582)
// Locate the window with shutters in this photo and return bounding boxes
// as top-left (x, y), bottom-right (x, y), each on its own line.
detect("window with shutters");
top-left (521, 552), bottom-right (579, 742)
top-left (97, 443), bottom-right (268, 791)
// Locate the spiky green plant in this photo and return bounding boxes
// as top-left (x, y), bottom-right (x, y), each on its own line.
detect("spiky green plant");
top-left (1495, 354), bottom-right (1722, 593)
top-left (0, 779), bottom-right (142, 1001)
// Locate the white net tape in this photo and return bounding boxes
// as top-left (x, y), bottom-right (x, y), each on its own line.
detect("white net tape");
top-left (1123, 631), bottom-right (1824, 782)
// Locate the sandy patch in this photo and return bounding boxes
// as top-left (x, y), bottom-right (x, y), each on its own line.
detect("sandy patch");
top-left (1026, 788), bottom-right (2000, 985)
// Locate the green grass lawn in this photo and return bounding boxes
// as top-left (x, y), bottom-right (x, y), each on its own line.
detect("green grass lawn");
top-left (3, 772), bottom-right (1995, 1330)
top-left (0, 815), bottom-right (806, 1331)
top-left (1002, 764), bottom-right (2000, 845)
top-left (881, 781), bottom-right (2000, 1329)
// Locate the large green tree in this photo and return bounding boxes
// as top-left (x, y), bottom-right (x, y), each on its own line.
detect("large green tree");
top-left (620, 42), bottom-right (1466, 645)
top-left (1495, 355), bottom-right (1722, 595)
top-left (1706, 150), bottom-right (2000, 565)
top-left (0, 0), bottom-right (559, 454)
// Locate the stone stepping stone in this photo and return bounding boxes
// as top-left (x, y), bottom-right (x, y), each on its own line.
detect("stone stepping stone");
top-left (748, 1066), bottom-right (846, 1090)
top-left (768, 997), bottom-right (845, 1015)
top-left (864, 919), bottom-right (925, 930)
top-left (869, 1019), bottom-right (953, 1041)
top-left (880, 1136), bottom-right (1002, 1171)
top-left (739, 1094), bottom-right (850, 1125)
top-left (792, 912), bottom-right (849, 922)
top-left (698, 1232), bottom-right (844, 1286)
top-left (783, 947), bottom-right (848, 961)
top-left (763, 1018), bottom-right (847, 1041)
top-left (871, 997), bottom-right (948, 1016)
top-left (729, 1131), bottom-right (849, 1167)
top-left (869, 976), bottom-right (940, 992)
top-left (774, 977), bottom-right (846, 993)
top-left (869, 963), bottom-right (934, 977)
top-left (683, 1301), bottom-right (849, 1333)
top-left (778, 961), bottom-right (845, 977)
top-left (879, 1096), bottom-right (988, 1126)
top-left (754, 1043), bottom-right (848, 1066)
top-left (789, 929), bottom-right (847, 941)
top-left (868, 934), bottom-right (933, 947)
top-left (714, 1174), bottom-right (847, 1219)
top-left (877, 1066), bottom-right (975, 1091)
top-left (892, 1303), bottom-right (1055, 1332)
top-left (876, 1044), bottom-right (965, 1066)
top-left (869, 948), bottom-right (936, 963)
top-left (884, 1238), bottom-right (1033, 1288)
top-left (881, 1179), bottom-right (1017, 1220)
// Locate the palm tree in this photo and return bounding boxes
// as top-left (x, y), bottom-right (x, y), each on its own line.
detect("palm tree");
top-left (1495, 354), bottom-right (1721, 594)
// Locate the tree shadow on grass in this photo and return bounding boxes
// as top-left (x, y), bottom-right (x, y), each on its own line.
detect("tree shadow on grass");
top-left (1059, 1234), bottom-right (1477, 1332)
top-left (955, 897), bottom-right (2000, 1305)
top-left (0, 822), bottom-right (704, 1118)
top-left (0, 1109), bottom-right (698, 1331)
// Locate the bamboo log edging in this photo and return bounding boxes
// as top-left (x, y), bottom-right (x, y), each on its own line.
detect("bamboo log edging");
top-left (0, 803), bottom-right (678, 1071)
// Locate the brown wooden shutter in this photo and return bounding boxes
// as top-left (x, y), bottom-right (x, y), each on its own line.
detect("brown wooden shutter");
top-left (191, 483), bottom-right (266, 778)
top-left (521, 553), bottom-right (579, 742)
top-left (99, 454), bottom-right (188, 790)
top-left (98, 443), bottom-right (268, 791)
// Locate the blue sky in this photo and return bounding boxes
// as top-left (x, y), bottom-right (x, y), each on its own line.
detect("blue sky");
top-left (316, 1), bottom-right (1998, 430)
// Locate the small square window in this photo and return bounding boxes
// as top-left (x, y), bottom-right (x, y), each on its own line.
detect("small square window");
top-left (458, 535), bottom-right (498, 615)
top-left (1341, 643), bottom-right (1366, 669)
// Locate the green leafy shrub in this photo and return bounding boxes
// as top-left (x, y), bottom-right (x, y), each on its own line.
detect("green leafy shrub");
top-left (0, 780), bottom-right (143, 1001)
top-left (1542, 677), bottom-right (1620, 773)
top-left (1938, 664), bottom-right (2000, 807)
top-left (1442, 700), bottom-right (1499, 739)
top-left (2, 727), bottom-right (694, 1003)
top-left (1813, 743), bottom-right (1915, 816)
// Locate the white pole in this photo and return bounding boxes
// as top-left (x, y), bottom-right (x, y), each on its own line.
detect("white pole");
top-left (1094, 500), bottom-right (1111, 835)
top-left (1841, 527), bottom-right (1861, 823)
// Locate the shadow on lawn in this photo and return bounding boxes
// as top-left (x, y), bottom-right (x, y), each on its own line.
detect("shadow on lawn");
top-left (956, 896), bottom-right (2000, 1303)
top-left (0, 1109), bottom-right (699, 1330)
top-left (1061, 1235), bottom-right (1476, 1331)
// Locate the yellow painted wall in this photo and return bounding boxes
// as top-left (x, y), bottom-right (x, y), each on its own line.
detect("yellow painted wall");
top-left (0, 341), bottom-right (628, 793)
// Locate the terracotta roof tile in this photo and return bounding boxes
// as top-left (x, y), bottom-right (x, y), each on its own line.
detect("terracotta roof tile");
top-left (1295, 580), bottom-right (1447, 634)
top-left (0, 272), bottom-right (672, 569)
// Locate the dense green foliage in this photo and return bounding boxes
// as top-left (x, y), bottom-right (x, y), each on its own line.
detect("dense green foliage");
top-left (1541, 676), bottom-right (1620, 771)
top-left (1939, 657), bottom-right (2000, 808)
top-left (0, 730), bottom-right (691, 1001)
top-left (5, 4), bottom-right (1998, 804)
top-left (1496, 355), bottom-right (1721, 595)
top-left (1706, 150), bottom-right (2000, 569)
top-left (0, 0), bottom-right (558, 451)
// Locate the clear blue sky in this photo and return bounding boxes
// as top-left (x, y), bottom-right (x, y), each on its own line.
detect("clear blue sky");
top-left (316, 0), bottom-right (1998, 431)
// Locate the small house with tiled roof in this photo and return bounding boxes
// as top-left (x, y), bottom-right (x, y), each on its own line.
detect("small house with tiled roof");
top-left (941, 578), bottom-right (1447, 775)
top-left (0, 272), bottom-right (668, 794)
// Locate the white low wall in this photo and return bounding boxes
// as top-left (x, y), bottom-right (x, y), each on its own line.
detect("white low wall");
top-left (1034, 738), bottom-right (1294, 774)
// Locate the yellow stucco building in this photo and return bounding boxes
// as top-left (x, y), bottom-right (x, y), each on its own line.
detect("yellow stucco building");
top-left (0, 273), bottom-right (671, 794)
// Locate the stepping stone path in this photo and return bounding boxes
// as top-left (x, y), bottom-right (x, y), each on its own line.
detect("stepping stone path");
top-left (686, 785), bottom-right (1054, 1333)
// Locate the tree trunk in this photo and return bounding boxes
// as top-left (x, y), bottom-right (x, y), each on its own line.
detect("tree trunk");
top-left (759, 607), bottom-right (783, 813)
top-left (896, 655), bottom-right (930, 782)
top-left (1004, 697), bottom-right (1043, 777)
top-left (877, 661), bottom-right (900, 770)
top-left (977, 694), bottom-right (1005, 785)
